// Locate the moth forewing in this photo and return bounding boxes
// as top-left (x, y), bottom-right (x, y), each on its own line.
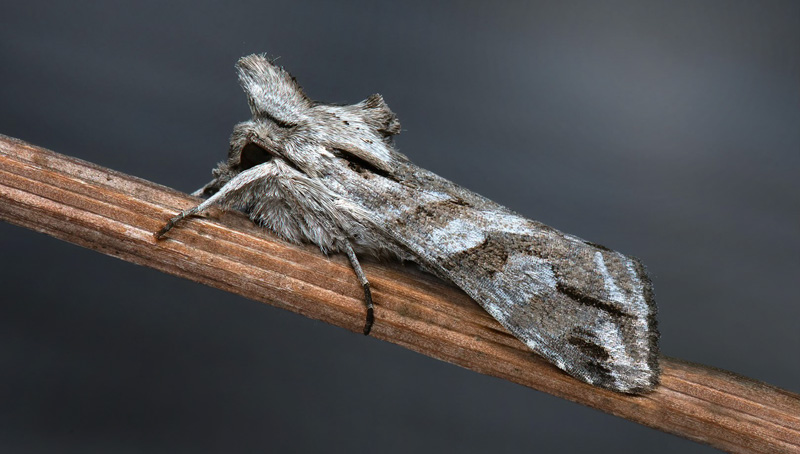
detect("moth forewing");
top-left (320, 157), bottom-right (660, 393)
top-left (156, 53), bottom-right (660, 394)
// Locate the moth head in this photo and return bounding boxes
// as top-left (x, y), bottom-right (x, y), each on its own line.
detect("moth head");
top-left (228, 120), bottom-right (284, 167)
top-left (192, 120), bottom-right (283, 198)
top-left (233, 53), bottom-right (404, 177)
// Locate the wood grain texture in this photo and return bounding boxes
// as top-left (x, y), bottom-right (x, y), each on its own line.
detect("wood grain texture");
top-left (1, 134), bottom-right (798, 453)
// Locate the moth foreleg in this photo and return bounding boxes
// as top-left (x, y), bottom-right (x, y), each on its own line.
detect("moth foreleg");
top-left (154, 170), bottom-right (250, 239)
top-left (342, 241), bottom-right (374, 336)
top-left (155, 203), bottom-right (207, 239)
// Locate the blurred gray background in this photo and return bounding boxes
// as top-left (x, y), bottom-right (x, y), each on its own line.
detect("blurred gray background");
top-left (1, 1), bottom-right (798, 453)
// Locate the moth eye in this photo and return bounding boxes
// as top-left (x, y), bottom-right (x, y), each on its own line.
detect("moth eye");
top-left (239, 142), bottom-right (272, 170)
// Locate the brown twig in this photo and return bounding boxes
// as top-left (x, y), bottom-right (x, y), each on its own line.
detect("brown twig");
top-left (1, 134), bottom-right (798, 453)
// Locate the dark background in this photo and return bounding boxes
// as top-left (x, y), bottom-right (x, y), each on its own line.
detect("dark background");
top-left (1, 1), bottom-right (798, 453)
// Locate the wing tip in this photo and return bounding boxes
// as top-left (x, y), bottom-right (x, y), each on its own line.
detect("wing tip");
top-left (570, 354), bottom-right (661, 394)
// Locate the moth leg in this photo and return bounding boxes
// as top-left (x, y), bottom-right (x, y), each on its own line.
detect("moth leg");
top-left (155, 206), bottom-right (199, 239)
top-left (154, 178), bottom-right (239, 239)
top-left (342, 241), bottom-right (374, 336)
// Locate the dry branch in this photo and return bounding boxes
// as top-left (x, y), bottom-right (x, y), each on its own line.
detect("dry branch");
top-left (1, 134), bottom-right (798, 453)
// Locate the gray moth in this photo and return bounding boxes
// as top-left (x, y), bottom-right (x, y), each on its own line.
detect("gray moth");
top-left (156, 54), bottom-right (660, 394)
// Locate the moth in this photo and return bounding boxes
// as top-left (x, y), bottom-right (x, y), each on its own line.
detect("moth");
top-left (156, 54), bottom-right (660, 394)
